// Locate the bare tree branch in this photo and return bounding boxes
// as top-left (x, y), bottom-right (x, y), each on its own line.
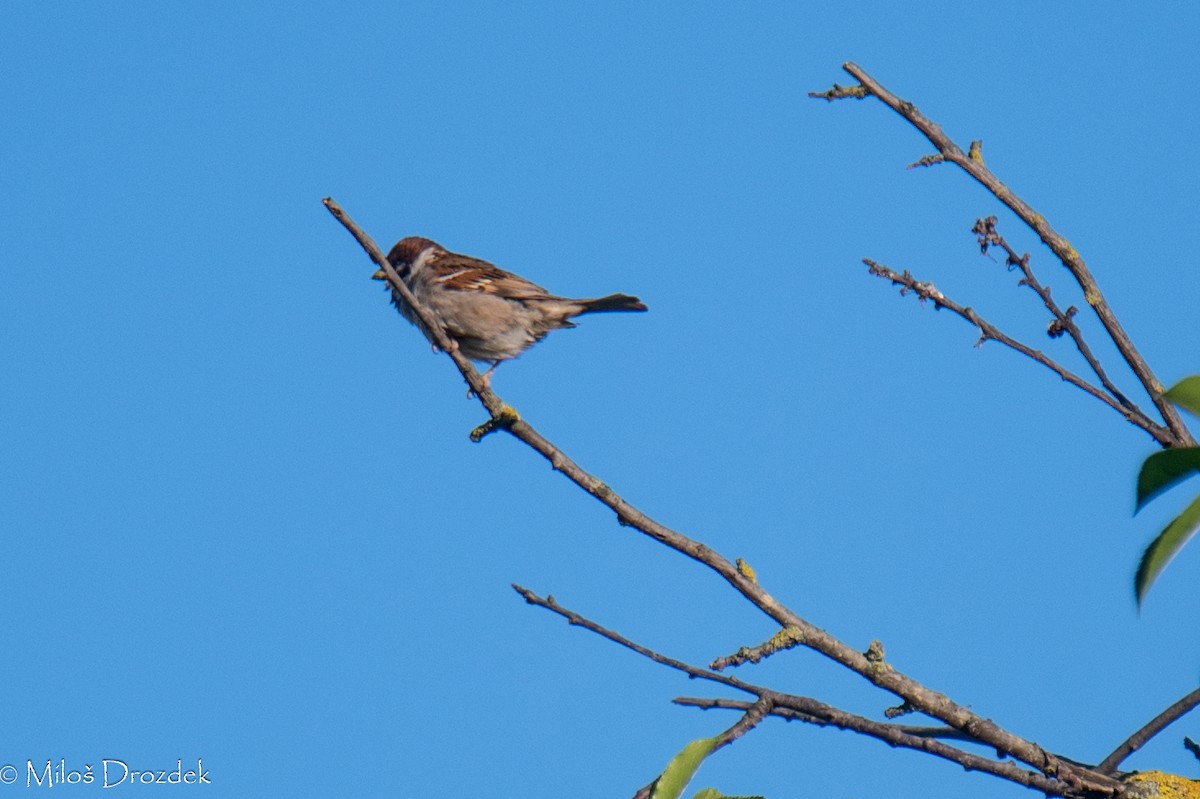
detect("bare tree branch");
top-left (326, 199), bottom-right (1127, 798)
top-left (1097, 686), bottom-right (1200, 775)
top-left (516, 585), bottom-right (1117, 797)
top-left (863, 258), bottom-right (1159, 438)
top-left (810, 63), bottom-right (1195, 448)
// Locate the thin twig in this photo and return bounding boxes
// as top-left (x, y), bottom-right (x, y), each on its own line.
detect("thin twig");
top-left (710, 626), bottom-right (806, 671)
top-left (971, 216), bottom-right (1151, 425)
top-left (822, 63), bottom-right (1194, 448)
top-left (327, 200), bottom-right (1123, 797)
top-left (631, 699), bottom-right (774, 799)
top-left (512, 584), bottom-right (760, 693)
top-left (675, 696), bottom-right (973, 740)
top-left (630, 698), bottom-right (774, 799)
top-left (715, 697), bottom-right (774, 748)
top-left (1097, 686), bottom-right (1200, 774)
top-left (864, 259), bottom-right (1157, 437)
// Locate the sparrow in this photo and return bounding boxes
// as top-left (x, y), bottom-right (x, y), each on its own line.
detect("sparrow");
top-left (375, 237), bottom-right (647, 387)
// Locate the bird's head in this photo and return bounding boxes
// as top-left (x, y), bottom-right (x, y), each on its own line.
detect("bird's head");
top-left (374, 236), bottom-right (444, 280)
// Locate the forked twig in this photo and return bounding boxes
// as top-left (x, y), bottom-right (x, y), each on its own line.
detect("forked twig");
top-left (971, 216), bottom-right (1143, 415)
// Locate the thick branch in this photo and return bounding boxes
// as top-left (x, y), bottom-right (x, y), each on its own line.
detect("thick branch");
top-left (327, 200), bottom-right (1124, 797)
top-left (1097, 686), bottom-right (1200, 775)
top-left (832, 62), bottom-right (1194, 448)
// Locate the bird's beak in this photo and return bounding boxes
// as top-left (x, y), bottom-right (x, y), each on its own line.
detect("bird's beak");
top-left (371, 268), bottom-right (387, 281)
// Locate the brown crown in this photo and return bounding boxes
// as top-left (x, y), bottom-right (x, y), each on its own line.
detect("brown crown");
top-left (387, 236), bottom-right (443, 265)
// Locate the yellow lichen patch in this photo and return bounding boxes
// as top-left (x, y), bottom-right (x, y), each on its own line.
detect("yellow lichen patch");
top-left (1126, 770), bottom-right (1200, 798)
top-left (736, 558), bottom-right (758, 583)
top-left (469, 405), bottom-right (520, 442)
top-left (769, 625), bottom-right (804, 650)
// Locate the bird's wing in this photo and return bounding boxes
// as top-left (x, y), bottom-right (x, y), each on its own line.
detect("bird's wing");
top-left (431, 252), bottom-right (551, 300)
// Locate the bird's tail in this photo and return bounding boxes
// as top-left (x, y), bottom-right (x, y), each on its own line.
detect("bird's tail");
top-left (575, 293), bottom-right (648, 314)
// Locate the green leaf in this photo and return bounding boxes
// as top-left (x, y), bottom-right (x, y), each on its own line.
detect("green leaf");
top-left (1135, 493), bottom-right (1200, 606)
top-left (1135, 448), bottom-right (1200, 511)
top-left (650, 737), bottom-right (718, 799)
top-left (1164, 376), bottom-right (1200, 418)
top-left (690, 791), bottom-right (765, 799)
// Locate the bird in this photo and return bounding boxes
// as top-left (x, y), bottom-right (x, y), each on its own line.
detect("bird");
top-left (375, 237), bottom-right (647, 388)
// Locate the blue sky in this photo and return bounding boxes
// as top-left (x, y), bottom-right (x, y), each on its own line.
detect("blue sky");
top-left (3, 3), bottom-right (1199, 797)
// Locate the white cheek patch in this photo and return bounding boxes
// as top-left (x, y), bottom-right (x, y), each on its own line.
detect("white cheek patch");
top-left (409, 248), bottom-right (439, 279)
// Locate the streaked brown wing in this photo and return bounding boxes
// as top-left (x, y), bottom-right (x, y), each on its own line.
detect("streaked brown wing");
top-left (432, 252), bottom-right (550, 299)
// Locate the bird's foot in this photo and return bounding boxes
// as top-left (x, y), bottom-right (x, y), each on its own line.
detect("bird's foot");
top-left (466, 363), bottom-right (499, 398)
